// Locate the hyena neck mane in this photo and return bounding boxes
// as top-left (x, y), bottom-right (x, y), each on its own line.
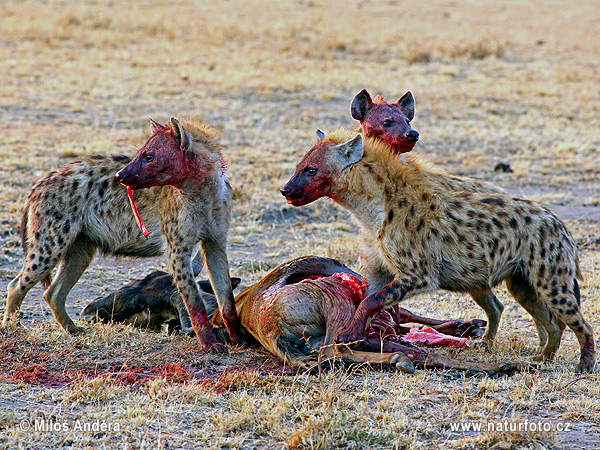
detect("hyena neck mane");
top-left (327, 129), bottom-right (444, 224)
top-left (175, 119), bottom-right (226, 195)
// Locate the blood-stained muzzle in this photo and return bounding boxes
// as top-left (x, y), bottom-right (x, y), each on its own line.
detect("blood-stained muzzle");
top-left (115, 160), bottom-right (151, 190)
top-left (280, 175), bottom-right (322, 207)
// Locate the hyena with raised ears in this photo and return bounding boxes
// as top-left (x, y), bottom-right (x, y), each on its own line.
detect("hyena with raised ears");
top-left (350, 88), bottom-right (420, 154)
top-left (280, 129), bottom-right (596, 372)
top-left (3, 117), bottom-right (243, 354)
top-left (346, 89), bottom-right (539, 349)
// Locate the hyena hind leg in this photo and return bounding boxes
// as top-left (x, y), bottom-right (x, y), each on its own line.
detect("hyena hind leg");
top-left (506, 272), bottom-right (565, 362)
top-left (542, 278), bottom-right (596, 373)
top-left (43, 236), bottom-right (97, 335)
top-left (3, 250), bottom-right (59, 329)
top-left (469, 289), bottom-right (504, 346)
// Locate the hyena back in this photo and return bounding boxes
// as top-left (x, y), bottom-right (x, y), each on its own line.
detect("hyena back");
top-left (281, 130), bottom-right (595, 372)
top-left (4, 117), bottom-right (242, 353)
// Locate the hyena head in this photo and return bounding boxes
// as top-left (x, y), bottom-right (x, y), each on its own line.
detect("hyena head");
top-left (116, 117), bottom-right (200, 190)
top-left (280, 132), bottom-right (364, 206)
top-left (351, 89), bottom-right (418, 154)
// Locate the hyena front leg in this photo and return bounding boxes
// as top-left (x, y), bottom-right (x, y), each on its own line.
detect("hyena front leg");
top-left (168, 247), bottom-right (226, 353)
top-left (359, 241), bottom-right (394, 295)
top-left (337, 279), bottom-right (417, 344)
top-left (200, 238), bottom-right (244, 345)
top-left (469, 289), bottom-right (504, 346)
top-left (43, 236), bottom-right (96, 334)
top-left (168, 252), bottom-right (206, 334)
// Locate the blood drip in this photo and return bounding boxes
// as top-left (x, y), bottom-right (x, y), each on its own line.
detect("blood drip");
top-left (126, 187), bottom-right (150, 239)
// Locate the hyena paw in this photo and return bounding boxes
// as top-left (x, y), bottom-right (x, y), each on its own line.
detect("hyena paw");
top-left (199, 342), bottom-right (228, 354)
top-left (67, 325), bottom-right (87, 335)
top-left (228, 330), bottom-right (248, 346)
top-left (576, 355), bottom-right (597, 374)
top-left (336, 330), bottom-right (365, 345)
top-left (473, 339), bottom-right (493, 351)
top-left (532, 352), bottom-right (555, 363)
top-left (1, 319), bottom-right (21, 332)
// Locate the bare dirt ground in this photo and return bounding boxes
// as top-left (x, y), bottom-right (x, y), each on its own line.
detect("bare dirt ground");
top-left (1, 0), bottom-right (600, 448)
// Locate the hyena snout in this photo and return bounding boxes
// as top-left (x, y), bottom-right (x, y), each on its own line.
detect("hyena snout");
top-left (405, 129), bottom-right (419, 141)
top-left (115, 166), bottom-right (142, 188)
top-left (279, 185), bottom-right (293, 198)
top-left (280, 183), bottom-right (306, 205)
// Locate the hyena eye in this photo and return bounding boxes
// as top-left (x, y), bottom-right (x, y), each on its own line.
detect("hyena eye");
top-left (305, 167), bottom-right (318, 176)
top-left (382, 120), bottom-right (393, 128)
top-left (143, 154), bottom-right (154, 162)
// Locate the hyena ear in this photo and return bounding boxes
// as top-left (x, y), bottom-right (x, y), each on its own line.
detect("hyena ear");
top-left (170, 117), bottom-right (191, 151)
top-left (149, 117), bottom-right (165, 133)
top-left (316, 129), bottom-right (326, 141)
top-left (334, 134), bottom-right (364, 170)
top-left (351, 89), bottom-right (373, 121)
top-left (396, 91), bottom-right (415, 121)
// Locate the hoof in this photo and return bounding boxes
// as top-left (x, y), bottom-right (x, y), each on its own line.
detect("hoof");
top-left (469, 327), bottom-right (486, 338)
top-left (391, 353), bottom-right (415, 374)
top-left (180, 327), bottom-right (197, 337)
top-left (497, 362), bottom-right (538, 375)
top-left (469, 319), bottom-right (487, 329)
top-left (456, 319), bottom-right (488, 338)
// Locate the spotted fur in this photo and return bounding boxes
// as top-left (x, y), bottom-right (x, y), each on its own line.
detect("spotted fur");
top-left (3, 118), bottom-right (242, 353)
top-left (281, 129), bottom-right (596, 372)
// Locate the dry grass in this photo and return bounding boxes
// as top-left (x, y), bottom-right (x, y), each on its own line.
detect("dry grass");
top-left (1, 0), bottom-right (600, 448)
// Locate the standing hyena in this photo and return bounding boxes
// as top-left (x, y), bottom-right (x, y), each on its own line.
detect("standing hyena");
top-left (348, 89), bottom-right (534, 349)
top-left (3, 117), bottom-right (243, 353)
top-left (280, 129), bottom-right (596, 372)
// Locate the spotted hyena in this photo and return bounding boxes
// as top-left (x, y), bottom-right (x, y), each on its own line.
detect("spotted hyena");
top-left (3, 117), bottom-right (243, 353)
top-left (350, 89), bottom-right (419, 154)
top-left (317, 116), bottom-right (512, 349)
top-left (347, 89), bottom-right (533, 348)
top-left (280, 129), bottom-right (596, 372)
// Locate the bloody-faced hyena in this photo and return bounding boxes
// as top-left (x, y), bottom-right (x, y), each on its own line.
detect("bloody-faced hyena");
top-left (3, 117), bottom-right (243, 353)
top-left (280, 130), bottom-right (596, 372)
top-left (351, 89), bottom-right (419, 154)
top-left (347, 89), bottom-right (526, 348)
top-left (315, 121), bottom-right (511, 349)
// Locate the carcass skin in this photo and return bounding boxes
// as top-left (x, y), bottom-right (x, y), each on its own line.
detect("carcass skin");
top-left (210, 257), bottom-right (523, 374)
top-left (85, 256), bottom-right (524, 374)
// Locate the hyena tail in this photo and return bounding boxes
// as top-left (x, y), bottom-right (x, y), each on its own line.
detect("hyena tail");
top-left (21, 199), bottom-right (51, 289)
top-left (20, 201), bottom-right (29, 253)
top-left (41, 275), bottom-right (51, 289)
top-left (575, 256), bottom-right (582, 281)
top-left (574, 278), bottom-right (581, 307)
